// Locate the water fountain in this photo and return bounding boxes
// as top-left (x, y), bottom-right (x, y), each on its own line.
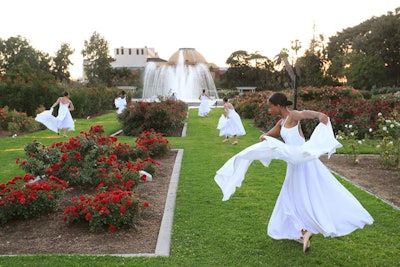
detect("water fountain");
top-left (142, 48), bottom-right (219, 103)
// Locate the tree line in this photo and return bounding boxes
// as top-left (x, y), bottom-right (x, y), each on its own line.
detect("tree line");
top-left (221, 7), bottom-right (400, 91)
top-left (1, 7), bottom-right (399, 92)
top-left (0, 32), bottom-right (137, 88)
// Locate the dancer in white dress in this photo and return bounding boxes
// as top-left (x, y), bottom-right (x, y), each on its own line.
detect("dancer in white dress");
top-left (217, 97), bottom-right (246, 145)
top-left (35, 91), bottom-right (75, 137)
top-left (114, 90), bottom-right (127, 114)
top-left (198, 90), bottom-right (213, 117)
top-left (214, 92), bottom-right (373, 252)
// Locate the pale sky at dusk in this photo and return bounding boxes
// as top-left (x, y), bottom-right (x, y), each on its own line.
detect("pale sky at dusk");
top-left (1, 0), bottom-right (398, 78)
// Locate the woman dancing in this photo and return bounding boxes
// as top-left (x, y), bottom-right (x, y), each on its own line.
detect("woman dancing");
top-left (198, 89), bottom-right (213, 117)
top-left (35, 91), bottom-right (75, 137)
top-left (217, 97), bottom-right (246, 145)
top-left (214, 92), bottom-right (373, 252)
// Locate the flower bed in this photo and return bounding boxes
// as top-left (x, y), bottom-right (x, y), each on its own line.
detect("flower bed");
top-left (1, 125), bottom-right (171, 232)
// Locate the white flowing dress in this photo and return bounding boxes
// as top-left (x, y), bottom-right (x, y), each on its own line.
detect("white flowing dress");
top-left (217, 109), bottom-right (246, 137)
top-left (214, 119), bottom-right (373, 240)
top-left (35, 100), bottom-right (75, 133)
top-left (114, 96), bottom-right (127, 114)
top-left (198, 95), bottom-right (212, 117)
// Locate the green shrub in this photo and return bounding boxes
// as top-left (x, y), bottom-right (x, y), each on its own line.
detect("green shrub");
top-left (118, 99), bottom-right (188, 136)
top-left (374, 111), bottom-right (400, 168)
top-left (231, 90), bottom-right (274, 119)
top-left (0, 106), bottom-right (41, 134)
top-left (298, 86), bottom-right (363, 101)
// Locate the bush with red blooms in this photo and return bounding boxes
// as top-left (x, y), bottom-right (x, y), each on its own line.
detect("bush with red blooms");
top-left (231, 86), bottom-right (399, 139)
top-left (0, 106), bottom-right (41, 135)
top-left (9, 125), bottom-right (169, 232)
top-left (64, 189), bottom-right (149, 232)
top-left (135, 129), bottom-right (171, 156)
top-left (117, 99), bottom-right (188, 136)
top-left (0, 174), bottom-right (68, 225)
top-left (16, 125), bottom-right (160, 186)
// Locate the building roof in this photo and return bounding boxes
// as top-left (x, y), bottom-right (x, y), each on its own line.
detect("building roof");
top-left (147, 58), bottom-right (168, 63)
top-left (168, 48), bottom-right (207, 65)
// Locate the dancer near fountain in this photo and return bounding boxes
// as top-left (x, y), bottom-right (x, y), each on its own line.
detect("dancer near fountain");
top-left (198, 90), bottom-right (213, 117)
top-left (170, 93), bottom-right (177, 101)
top-left (217, 97), bottom-right (246, 145)
top-left (114, 91), bottom-right (127, 114)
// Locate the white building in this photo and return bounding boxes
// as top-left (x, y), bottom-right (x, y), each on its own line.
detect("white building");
top-left (111, 47), bottom-right (164, 70)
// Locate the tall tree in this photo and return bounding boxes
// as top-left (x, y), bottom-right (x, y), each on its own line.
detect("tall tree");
top-left (0, 35), bottom-right (51, 75)
top-left (273, 48), bottom-right (290, 70)
top-left (345, 54), bottom-right (386, 89)
top-left (226, 50), bottom-right (251, 67)
top-left (81, 32), bottom-right (115, 86)
top-left (326, 8), bottom-right (400, 89)
top-left (52, 43), bottom-right (74, 83)
top-left (296, 34), bottom-right (335, 87)
top-left (224, 50), bottom-right (252, 87)
top-left (110, 67), bottom-right (140, 87)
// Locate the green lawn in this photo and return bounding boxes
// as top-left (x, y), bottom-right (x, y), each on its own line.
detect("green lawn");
top-left (0, 108), bottom-right (399, 267)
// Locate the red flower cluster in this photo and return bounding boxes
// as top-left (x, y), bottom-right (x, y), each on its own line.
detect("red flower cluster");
top-left (0, 175), bottom-right (68, 224)
top-left (63, 189), bottom-right (144, 232)
top-left (135, 129), bottom-right (171, 156)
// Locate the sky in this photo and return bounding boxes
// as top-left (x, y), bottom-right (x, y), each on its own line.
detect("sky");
top-left (1, 0), bottom-right (398, 79)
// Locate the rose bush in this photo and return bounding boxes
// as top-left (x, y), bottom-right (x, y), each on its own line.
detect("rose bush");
top-left (375, 111), bottom-right (400, 168)
top-left (17, 125), bottom-right (163, 186)
top-left (63, 189), bottom-right (148, 232)
top-left (0, 106), bottom-right (41, 135)
top-left (336, 124), bottom-right (364, 164)
top-left (118, 99), bottom-right (188, 136)
top-left (135, 129), bottom-right (171, 156)
top-left (232, 86), bottom-right (399, 167)
top-left (0, 174), bottom-right (68, 225)
top-left (232, 87), bottom-right (399, 138)
top-left (8, 125), bottom-right (171, 231)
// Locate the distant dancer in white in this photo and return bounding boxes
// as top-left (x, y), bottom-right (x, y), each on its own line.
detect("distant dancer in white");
top-left (35, 91), bottom-right (75, 138)
top-left (198, 89), bottom-right (213, 117)
top-left (114, 90), bottom-right (127, 114)
top-left (217, 97), bottom-right (246, 145)
top-left (214, 92), bottom-right (373, 253)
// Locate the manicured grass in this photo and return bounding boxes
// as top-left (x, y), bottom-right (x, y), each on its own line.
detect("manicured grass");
top-left (0, 108), bottom-right (399, 266)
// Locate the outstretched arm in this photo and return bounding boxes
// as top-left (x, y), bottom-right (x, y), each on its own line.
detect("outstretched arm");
top-left (291, 110), bottom-right (329, 124)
